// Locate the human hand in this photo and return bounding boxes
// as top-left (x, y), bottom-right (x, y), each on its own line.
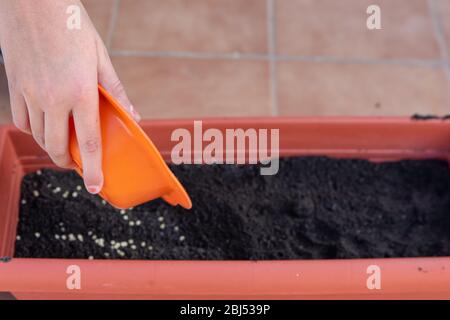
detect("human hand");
top-left (0, 0), bottom-right (140, 194)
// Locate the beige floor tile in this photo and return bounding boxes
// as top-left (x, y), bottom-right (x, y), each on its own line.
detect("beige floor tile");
top-left (82, 0), bottom-right (115, 43)
top-left (278, 61), bottom-right (448, 116)
top-left (112, 0), bottom-right (267, 53)
top-left (111, 56), bottom-right (271, 118)
top-left (277, 0), bottom-right (440, 60)
top-left (436, 0), bottom-right (450, 60)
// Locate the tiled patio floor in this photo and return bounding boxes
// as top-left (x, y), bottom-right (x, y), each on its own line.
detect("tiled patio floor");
top-left (1, 0), bottom-right (450, 124)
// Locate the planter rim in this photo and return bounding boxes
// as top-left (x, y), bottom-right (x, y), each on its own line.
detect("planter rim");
top-left (1, 257), bottom-right (450, 298)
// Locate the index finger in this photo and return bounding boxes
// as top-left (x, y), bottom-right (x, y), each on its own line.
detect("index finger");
top-left (72, 86), bottom-right (103, 194)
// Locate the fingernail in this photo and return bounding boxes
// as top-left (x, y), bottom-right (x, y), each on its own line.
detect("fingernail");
top-left (87, 185), bottom-right (101, 194)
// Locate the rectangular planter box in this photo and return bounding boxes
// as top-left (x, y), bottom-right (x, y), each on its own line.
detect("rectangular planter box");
top-left (1, 117), bottom-right (450, 299)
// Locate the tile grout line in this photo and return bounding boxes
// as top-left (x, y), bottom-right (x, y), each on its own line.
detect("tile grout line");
top-left (428, 0), bottom-right (450, 66)
top-left (111, 50), bottom-right (269, 60)
top-left (267, 0), bottom-right (279, 116)
top-left (111, 49), bottom-right (442, 68)
top-left (428, 0), bottom-right (450, 113)
top-left (105, 0), bottom-right (121, 51)
top-left (275, 55), bottom-right (442, 68)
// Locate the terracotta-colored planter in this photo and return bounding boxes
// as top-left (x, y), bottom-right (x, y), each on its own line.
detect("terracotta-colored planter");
top-left (1, 117), bottom-right (450, 299)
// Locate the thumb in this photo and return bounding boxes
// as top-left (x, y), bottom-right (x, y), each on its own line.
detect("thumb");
top-left (98, 50), bottom-right (141, 122)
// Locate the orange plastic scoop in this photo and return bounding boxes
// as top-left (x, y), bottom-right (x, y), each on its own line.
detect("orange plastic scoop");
top-left (68, 85), bottom-right (192, 210)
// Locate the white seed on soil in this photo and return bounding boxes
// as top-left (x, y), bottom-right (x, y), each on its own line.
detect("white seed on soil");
top-left (54, 234), bottom-right (60, 240)
top-left (104, 252), bottom-right (110, 257)
top-left (21, 199), bottom-right (26, 205)
top-left (77, 234), bottom-right (84, 242)
top-left (174, 226), bottom-right (179, 232)
top-left (102, 200), bottom-right (107, 205)
top-left (129, 221), bottom-right (135, 226)
top-left (128, 239), bottom-right (134, 244)
top-left (136, 220), bottom-right (142, 226)
top-left (131, 245), bottom-right (137, 250)
top-left (95, 238), bottom-right (105, 247)
top-left (88, 256), bottom-right (94, 260)
top-left (47, 183), bottom-right (52, 188)
top-left (33, 190), bottom-right (40, 197)
top-left (72, 192), bottom-right (78, 198)
top-left (68, 234), bottom-right (76, 241)
top-left (16, 235), bottom-right (21, 241)
top-left (92, 235), bottom-right (97, 240)
top-left (53, 187), bottom-right (61, 193)
top-left (148, 246), bottom-right (153, 251)
top-left (179, 236), bottom-right (186, 242)
top-left (36, 170), bottom-right (42, 176)
top-left (120, 209), bottom-right (126, 215)
top-left (117, 250), bottom-right (125, 257)
top-left (114, 243), bottom-right (121, 249)
top-left (61, 235), bottom-right (67, 240)
top-left (59, 222), bottom-right (64, 226)
top-left (76, 185), bottom-right (82, 191)
top-left (34, 232), bottom-right (40, 238)
top-left (62, 191), bottom-right (69, 198)
top-left (60, 227), bottom-right (66, 232)
top-left (159, 223), bottom-right (166, 230)
top-left (140, 241), bottom-right (146, 247)
top-left (123, 215), bottom-right (129, 220)
top-left (120, 241), bottom-right (128, 247)
top-left (158, 216), bottom-right (164, 222)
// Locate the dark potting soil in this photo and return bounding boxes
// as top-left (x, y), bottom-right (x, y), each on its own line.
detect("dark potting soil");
top-left (15, 157), bottom-right (450, 260)
top-left (411, 114), bottom-right (450, 120)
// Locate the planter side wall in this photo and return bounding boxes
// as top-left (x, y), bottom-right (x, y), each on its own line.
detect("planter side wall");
top-left (1, 118), bottom-right (450, 299)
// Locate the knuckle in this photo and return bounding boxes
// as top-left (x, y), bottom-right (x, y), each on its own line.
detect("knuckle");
top-left (69, 81), bottom-right (92, 105)
top-left (33, 132), bottom-right (45, 146)
top-left (35, 81), bottom-right (93, 111)
top-left (48, 148), bottom-right (67, 160)
top-left (109, 80), bottom-right (126, 98)
top-left (33, 86), bottom-right (60, 110)
top-left (81, 137), bottom-right (100, 154)
top-left (98, 43), bottom-right (110, 61)
top-left (52, 155), bottom-right (71, 168)
top-left (47, 146), bottom-right (69, 163)
top-left (21, 84), bottom-right (34, 99)
top-left (12, 117), bottom-right (29, 133)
